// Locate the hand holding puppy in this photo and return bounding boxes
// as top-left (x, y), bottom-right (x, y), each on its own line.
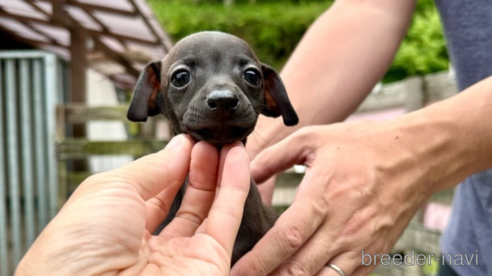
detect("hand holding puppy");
top-left (16, 135), bottom-right (250, 276)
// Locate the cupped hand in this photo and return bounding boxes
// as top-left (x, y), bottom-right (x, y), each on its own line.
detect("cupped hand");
top-left (232, 122), bottom-right (436, 276)
top-left (16, 135), bottom-right (251, 276)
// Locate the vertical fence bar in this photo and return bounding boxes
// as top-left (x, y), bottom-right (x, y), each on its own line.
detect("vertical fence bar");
top-left (0, 52), bottom-right (63, 275)
top-left (6, 59), bottom-right (22, 266)
top-left (33, 59), bottom-right (48, 228)
top-left (20, 59), bottom-right (36, 245)
top-left (44, 54), bottom-right (59, 219)
top-left (0, 60), bottom-right (10, 276)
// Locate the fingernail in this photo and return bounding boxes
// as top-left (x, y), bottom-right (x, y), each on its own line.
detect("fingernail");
top-left (167, 134), bottom-right (184, 149)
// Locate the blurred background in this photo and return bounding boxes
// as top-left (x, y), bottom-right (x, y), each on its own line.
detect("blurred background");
top-left (150, 0), bottom-right (449, 84)
top-left (0, 1), bottom-right (455, 275)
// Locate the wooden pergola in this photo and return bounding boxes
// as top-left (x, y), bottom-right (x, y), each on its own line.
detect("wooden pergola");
top-left (0, 0), bottom-right (174, 155)
top-left (0, 0), bottom-right (173, 96)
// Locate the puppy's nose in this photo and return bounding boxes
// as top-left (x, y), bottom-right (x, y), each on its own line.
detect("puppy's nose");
top-left (206, 90), bottom-right (239, 111)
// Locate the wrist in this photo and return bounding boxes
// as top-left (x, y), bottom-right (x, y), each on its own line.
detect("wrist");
top-left (385, 89), bottom-right (492, 194)
top-left (386, 114), bottom-right (462, 195)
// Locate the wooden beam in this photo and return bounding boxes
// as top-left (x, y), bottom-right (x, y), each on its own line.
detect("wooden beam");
top-left (92, 37), bottom-right (139, 76)
top-left (19, 20), bottom-right (67, 47)
top-left (22, 0), bottom-right (140, 77)
top-left (70, 26), bottom-right (87, 103)
top-left (56, 139), bottom-right (167, 159)
top-left (128, 0), bottom-right (159, 39)
top-left (0, 25), bottom-right (65, 49)
top-left (67, 0), bottom-right (128, 49)
top-left (67, 11), bottom-right (88, 161)
top-left (107, 74), bottom-right (137, 90)
top-left (86, 30), bottom-right (157, 46)
top-left (24, 0), bottom-right (73, 27)
top-left (37, 0), bottom-right (138, 17)
top-left (59, 104), bottom-right (129, 124)
top-left (0, 10), bottom-right (159, 46)
top-left (51, 0), bottom-right (65, 22)
top-left (129, 0), bottom-right (172, 51)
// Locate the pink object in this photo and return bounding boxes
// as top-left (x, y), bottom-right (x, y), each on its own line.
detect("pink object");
top-left (423, 203), bottom-right (453, 231)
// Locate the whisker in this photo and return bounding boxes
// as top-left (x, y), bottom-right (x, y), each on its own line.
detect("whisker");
top-left (250, 130), bottom-right (260, 149)
top-left (160, 106), bottom-right (175, 114)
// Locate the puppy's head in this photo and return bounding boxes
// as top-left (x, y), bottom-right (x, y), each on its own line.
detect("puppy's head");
top-left (127, 31), bottom-right (298, 145)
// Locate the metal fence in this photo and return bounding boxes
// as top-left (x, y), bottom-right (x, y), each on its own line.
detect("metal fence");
top-left (0, 51), bottom-right (64, 276)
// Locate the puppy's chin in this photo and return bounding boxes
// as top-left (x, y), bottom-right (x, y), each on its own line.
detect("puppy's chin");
top-left (186, 125), bottom-right (252, 146)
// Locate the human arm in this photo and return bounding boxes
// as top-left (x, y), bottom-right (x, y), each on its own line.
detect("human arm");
top-left (15, 136), bottom-right (251, 276)
top-left (247, 0), bottom-right (417, 204)
top-left (232, 75), bottom-right (492, 276)
top-left (247, 0), bottom-right (417, 158)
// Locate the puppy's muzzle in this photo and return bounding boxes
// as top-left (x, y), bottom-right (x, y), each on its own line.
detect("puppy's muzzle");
top-left (181, 88), bottom-right (255, 145)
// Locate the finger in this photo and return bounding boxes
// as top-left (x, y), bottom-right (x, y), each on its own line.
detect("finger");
top-left (275, 251), bottom-right (359, 276)
top-left (160, 141), bottom-right (219, 237)
top-left (270, 225), bottom-right (337, 275)
top-left (269, 218), bottom-right (348, 276)
top-left (107, 134), bottom-right (194, 201)
top-left (205, 142), bottom-right (250, 257)
top-left (145, 182), bottom-right (185, 233)
top-left (216, 141), bottom-right (236, 188)
top-left (214, 141), bottom-right (239, 202)
top-left (195, 218), bottom-right (208, 234)
top-left (231, 173), bottom-right (325, 276)
top-left (315, 252), bottom-right (361, 276)
top-left (351, 263), bottom-right (376, 276)
top-left (257, 175), bottom-right (277, 206)
top-left (250, 130), bottom-right (313, 183)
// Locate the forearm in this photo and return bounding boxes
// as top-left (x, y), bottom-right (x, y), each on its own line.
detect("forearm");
top-left (248, 0), bottom-right (416, 157)
top-left (386, 76), bottom-right (492, 194)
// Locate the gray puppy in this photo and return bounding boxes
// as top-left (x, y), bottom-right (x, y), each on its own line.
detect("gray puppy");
top-left (127, 31), bottom-right (298, 265)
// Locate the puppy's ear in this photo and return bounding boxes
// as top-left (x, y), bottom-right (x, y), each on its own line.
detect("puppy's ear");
top-left (261, 64), bottom-right (299, 126)
top-left (127, 61), bottom-right (162, 122)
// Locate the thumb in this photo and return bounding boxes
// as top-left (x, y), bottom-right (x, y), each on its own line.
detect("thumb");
top-left (251, 130), bottom-right (311, 183)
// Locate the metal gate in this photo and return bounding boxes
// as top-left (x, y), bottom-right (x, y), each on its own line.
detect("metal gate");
top-left (0, 51), bottom-right (63, 276)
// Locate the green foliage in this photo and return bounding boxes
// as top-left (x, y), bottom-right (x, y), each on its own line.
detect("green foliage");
top-left (150, 0), bottom-right (331, 69)
top-left (385, 0), bottom-right (449, 82)
top-left (150, 0), bottom-right (449, 83)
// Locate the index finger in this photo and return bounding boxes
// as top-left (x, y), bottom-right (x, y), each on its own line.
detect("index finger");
top-left (230, 172), bottom-right (325, 276)
top-left (251, 129), bottom-right (313, 183)
top-left (205, 142), bottom-right (251, 257)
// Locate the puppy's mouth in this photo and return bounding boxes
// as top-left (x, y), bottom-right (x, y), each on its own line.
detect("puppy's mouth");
top-left (186, 125), bottom-right (253, 146)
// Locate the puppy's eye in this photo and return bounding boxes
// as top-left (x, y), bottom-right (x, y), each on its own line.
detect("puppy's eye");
top-left (243, 69), bottom-right (260, 86)
top-left (171, 70), bottom-right (191, 88)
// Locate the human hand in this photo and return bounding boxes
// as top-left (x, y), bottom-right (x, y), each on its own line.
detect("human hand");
top-left (232, 121), bottom-right (452, 276)
top-left (16, 135), bottom-right (251, 276)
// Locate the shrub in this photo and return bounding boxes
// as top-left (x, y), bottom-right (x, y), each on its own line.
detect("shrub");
top-left (150, 0), bottom-right (448, 83)
top-left (385, 0), bottom-right (449, 82)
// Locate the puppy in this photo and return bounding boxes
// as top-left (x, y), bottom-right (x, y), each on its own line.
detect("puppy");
top-left (127, 31), bottom-right (298, 265)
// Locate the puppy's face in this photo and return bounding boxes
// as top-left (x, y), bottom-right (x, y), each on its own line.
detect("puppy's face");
top-left (127, 31), bottom-right (298, 145)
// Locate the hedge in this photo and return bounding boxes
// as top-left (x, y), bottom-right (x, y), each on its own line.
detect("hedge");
top-left (150, 0), bottom-right (448, 83)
